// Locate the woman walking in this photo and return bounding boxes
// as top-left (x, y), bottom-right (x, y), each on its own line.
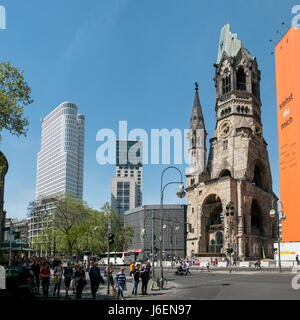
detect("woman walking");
top-left (116, 267), bottom-right (126, 300)
top-left (64, 262), bottom-right (74, 297)
top-left (40, 263), bottom-right (51, 298)
top-left (74, 264), bottom-right (87, 299)
top-left (106, 262), bottom-right (114, 288)
top-left (53, 261), bottom-right (63, 297)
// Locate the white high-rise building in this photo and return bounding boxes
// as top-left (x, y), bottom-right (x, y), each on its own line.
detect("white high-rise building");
top-left (36, 102), bottom-right (85, 200)
top-left (29, 102), bottom-right (85, 256)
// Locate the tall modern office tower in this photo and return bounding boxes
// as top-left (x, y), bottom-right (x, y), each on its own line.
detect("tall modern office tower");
top-left (111, 140), bottom-right (143, 215)
top-left (36, 102), bottom-right (85, 200)
top-left (29, 102), bottom-right (85, 256)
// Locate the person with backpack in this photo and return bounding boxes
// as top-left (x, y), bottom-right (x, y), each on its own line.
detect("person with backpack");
top-left (131, 264), bottom-right (140, 295)
top-left (64, 262), bottom-right (74, 297)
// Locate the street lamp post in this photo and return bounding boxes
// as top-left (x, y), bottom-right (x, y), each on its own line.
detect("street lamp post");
top-left (141, 209), bottom-right (156, 284)
top-left (221, 202), bottom-right (234, 273)
top-left (159, 166), bottom-right (186, 290)
top-left (270, 202), bottom-right (286, 273)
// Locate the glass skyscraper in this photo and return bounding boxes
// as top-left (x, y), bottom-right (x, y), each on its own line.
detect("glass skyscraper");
top-left (36, 102), bottom-right (85, 200)
top-left (29, 102), bottom-right (85, 256)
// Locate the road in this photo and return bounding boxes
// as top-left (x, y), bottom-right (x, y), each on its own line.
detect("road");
top-left (162, 270), bottom-right (300, 300)
top-left (36, 267), bottom-right (300, 300)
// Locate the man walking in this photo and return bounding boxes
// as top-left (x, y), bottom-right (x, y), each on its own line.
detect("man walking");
top-left (89, 261), bottom-right (104, 299)
top-left (140, 263), bottom-right (150, 295)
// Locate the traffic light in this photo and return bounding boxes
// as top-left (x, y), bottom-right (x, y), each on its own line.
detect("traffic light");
top-left (226, 248), bottom-right (233, 254)
top-left (153, 247), bottom-right (158, 254)
top-left (108, 233), bottom-right (115, 246)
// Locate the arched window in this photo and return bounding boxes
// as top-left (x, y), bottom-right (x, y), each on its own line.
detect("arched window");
top-left (237, 68), bottom-right (246, 91)
top-left (251, 199), bottom-right (262, 235)
top-left (219, 169), bottom-right (231, 177)
top-left (253, 165), bottom-right (262, 189)
top-left (222, 69), bottom-right (231, 95)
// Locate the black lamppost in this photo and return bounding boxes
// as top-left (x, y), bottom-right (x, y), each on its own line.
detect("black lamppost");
top-left (141, 209), bottom-right (157, 283)
top-left (159, 166), bottom-right (186, 290)
top-left (222, 202), bottom-right (234, 273)
top-left (270, 201), bottom-right (286, 273)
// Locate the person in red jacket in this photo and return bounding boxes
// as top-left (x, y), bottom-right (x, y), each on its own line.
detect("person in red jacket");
top-left (40, 263), bottom-right (51, 297)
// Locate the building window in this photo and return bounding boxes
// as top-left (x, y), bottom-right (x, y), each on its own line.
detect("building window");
top-left (222, 70), bottom-right (231, 94)
top-left (237, 67), bottom-right (246, 91)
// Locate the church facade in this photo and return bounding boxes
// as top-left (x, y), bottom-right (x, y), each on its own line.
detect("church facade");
top-left (186, 24), bottom-right (278, 260)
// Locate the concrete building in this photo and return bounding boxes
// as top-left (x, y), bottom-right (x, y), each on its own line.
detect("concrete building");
top-left (111, 140), bottom-right (143, 214)
top-left (29, 102), bottom-right (85, 256)
top-left (124, 204), bottom-right (187, 261)
top-left (0, 151), bottom-right (8, 244)
top-left (186, 24), bottom-right (278, 260)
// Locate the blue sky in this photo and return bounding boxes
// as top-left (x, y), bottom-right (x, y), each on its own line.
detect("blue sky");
top-left (0, 0), bottom-right (298, 219)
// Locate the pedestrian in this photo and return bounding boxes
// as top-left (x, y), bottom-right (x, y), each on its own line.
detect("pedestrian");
top-left (186, 260), bottom-right (191, 275)
top-left (31, 258), bottom-right (41, 295)
top-left (233, 257), bottom-right (237, 267)
top-left (129, 261), bottom-right (135, 276)
top-left (40, 263), bottom-right (51, 298)
top-left (106, 262), bottom-right (114, 288)
top-left (74, 264), bottom-right (87, 299)
top-left (140, 263), bottom-right (150, 295)
top-left (131, 264), bottom-right (140, 295)
top-left (206, 259), bottom-right (210, 272)
top-left (116, 267), bottom-right (126, 300)
top-left (53, 261), bottom-right (63, 297)
top-left (296, 254), bottom-right (299, 266)
top-left (64, 262), bottom-right (74, 297)
top-left (89, 261), bottom-right (104, 299)
top-left (72, 263), bottom-right (78, 294)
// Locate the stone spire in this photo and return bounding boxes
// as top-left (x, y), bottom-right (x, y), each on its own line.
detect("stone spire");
top-left (189, 83), bottom-right (207, 176)
top-left (190, 82), bottom-right (206, 134)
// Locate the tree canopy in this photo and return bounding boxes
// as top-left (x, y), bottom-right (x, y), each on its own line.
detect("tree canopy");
top-left (0, 62), bottom-right (33, 142)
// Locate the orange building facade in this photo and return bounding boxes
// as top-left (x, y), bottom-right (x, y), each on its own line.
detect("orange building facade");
top-left (275, 27), bottom-right (300, 242)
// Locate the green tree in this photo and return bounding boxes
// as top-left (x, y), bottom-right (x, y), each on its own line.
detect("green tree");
top-left (101, 203), bottom-right (134, 252)
top-left (54, 196), bottom-right (91, 256)
top-left (0, 62), bottom-right (33, 142)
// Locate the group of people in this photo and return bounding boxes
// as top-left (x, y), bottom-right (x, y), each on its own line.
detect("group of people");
top-left (129, 261), bottom-right (151, 297)
top-left (19, 257), bottom-right (153, 300)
